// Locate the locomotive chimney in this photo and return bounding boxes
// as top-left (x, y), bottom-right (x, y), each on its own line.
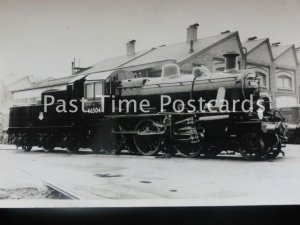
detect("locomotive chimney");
top-left (126, 40), bottom-right (136, 56)
top-left (186, 23), bottom-right (199, 43)
top-left (223, 52), bottom-right (239, 72)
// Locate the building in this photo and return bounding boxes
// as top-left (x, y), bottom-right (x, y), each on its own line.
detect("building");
top-left (12, 75), bottom-right (75, 104)
top-left (241, 38), bottom-right (300, 108)
top-left (243, 38), bottom-right (273, 87)
top-left (79, 26), bottom-right (243, 78)
top-left (242, 37), bottom-right (274, 106)
top-left (271, 44), bottom-right (299, 108)
top-left (11, 25), bottom-right (245, 104)
top-left (7, 24), bottom-right (300, 110)
top-left (0, 75), bottom-right (34, 142)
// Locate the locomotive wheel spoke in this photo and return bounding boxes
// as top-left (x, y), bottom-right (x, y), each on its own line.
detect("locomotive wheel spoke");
top-left (125, 136), bottom-right (139, 154)
top-left (112, 124), bottom-right (125, 154)
top-left (133, 119), bottom-right (163, 156)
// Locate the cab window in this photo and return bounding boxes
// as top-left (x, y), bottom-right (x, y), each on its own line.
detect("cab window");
top-left (86, 83), bottom-right (94, 99)
top-left (85, 81), bottom-right (104, 99)
top-left (94, 82), bottom-right (103, 98)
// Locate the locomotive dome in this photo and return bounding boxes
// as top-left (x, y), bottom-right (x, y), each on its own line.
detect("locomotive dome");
top-left (161, 64), bottom-right (180, 79)
top-left (192, 66), bottom-right (210, 77)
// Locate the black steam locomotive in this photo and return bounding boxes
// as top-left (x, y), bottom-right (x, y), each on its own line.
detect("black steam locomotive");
top-left (7, 52), bottom-right (287, 160)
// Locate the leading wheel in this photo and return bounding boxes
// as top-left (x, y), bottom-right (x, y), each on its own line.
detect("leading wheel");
top-left (265, 134), bottom-right (282, 159)
top-left (239, 133), bottom-right (264, 160)
top-left (133, 119), bottom-right (163, 156)
top-left (174, 141), bottom-right (202, 158)
top-left (203, 142), bottom-right (222, 158)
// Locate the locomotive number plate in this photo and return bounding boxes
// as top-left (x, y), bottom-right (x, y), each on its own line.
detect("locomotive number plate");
top-left (87, 107), bottom-right (102, 113)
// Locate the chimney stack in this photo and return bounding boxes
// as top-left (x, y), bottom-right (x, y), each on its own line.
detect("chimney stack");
top-left (247, 36), bottom-right (257, 41)
top-left (186, 23), bottom-right (199, 43)
top-left (126, 40), bottom-right (136, 56)
top-left (272, 42), bottom-right (281, 47)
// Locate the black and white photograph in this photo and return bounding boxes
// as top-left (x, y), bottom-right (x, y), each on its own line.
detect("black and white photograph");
top-left (0, 0), bottom-right (300, 222)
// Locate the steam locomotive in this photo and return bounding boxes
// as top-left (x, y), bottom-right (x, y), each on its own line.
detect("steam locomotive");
top-left (7, 52), bottom-right (287, 160)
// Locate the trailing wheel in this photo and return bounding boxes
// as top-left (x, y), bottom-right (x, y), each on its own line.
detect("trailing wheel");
top-left (133, 119), bottom-right (163, 156)
top-left (42, 134), bottom-right (56, 152)
top-left (89, 130), bottom-right (102, 153)
top-left (20, 134), bottom-right (33, 152)
top-left (66, 134), bottom-right (80, 153)
top-left (239, 132), bottom-right (264, 160)
top-left (21, 145), bottom-right (32, 152)
top-left (90, 145), bottom-right (101, 153)
top-left (43, 143), bottom-right (55, 153)
top-left (88, 129), bottom-right (114, 154)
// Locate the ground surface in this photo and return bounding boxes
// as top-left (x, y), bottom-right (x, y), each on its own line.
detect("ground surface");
top-left (0, 144), bottom-right (299, 207)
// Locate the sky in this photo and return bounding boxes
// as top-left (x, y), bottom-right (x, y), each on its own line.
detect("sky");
top-left (0, 0), bottom-right (300, 81)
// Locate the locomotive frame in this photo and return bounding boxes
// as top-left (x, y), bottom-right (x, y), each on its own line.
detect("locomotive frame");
top-left (7, 53), bottom-right (287, 160)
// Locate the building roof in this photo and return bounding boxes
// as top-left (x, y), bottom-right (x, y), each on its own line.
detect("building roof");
top-left (33, 76), bottom-right (74, 88)
top-left (12, 75), bottom-right (74, 93)
top-left (271, 45), bottom-right (293, 59)
top-left (271, 44), bottom-right (299, 66)
top-left (81, 49), bottom-right (156, 75)
top-left (242, 38), bottom-right (274, 63)
top-left (1, 75), bottom-right (34, 88)
top-left (296, 50), bottom-right (300, 62)
top-left (120, 32), bottom-right (237, 69)
top-left (79, 31), bottom-right (238, 74)
top-left (13, 31), bottom-right (241, 93)
top-left (242, 38), bottom-right (268, 53)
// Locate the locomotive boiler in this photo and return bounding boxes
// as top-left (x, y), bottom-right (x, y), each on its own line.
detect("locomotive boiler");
top-left (7, 52), bottom-right (287, 160)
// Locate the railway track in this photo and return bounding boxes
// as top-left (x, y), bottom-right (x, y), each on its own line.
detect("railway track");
top-left (19, 168), bottom-right (80, 200)
top-left (41, 179), bottom-right (79, 199)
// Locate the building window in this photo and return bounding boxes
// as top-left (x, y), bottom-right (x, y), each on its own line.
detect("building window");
top-left (215, 67), bottom-right (225, 72)
top-left (213, 59), bottom-right (225, 72)
top-left (277, 75), bottom-right (293, 90)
